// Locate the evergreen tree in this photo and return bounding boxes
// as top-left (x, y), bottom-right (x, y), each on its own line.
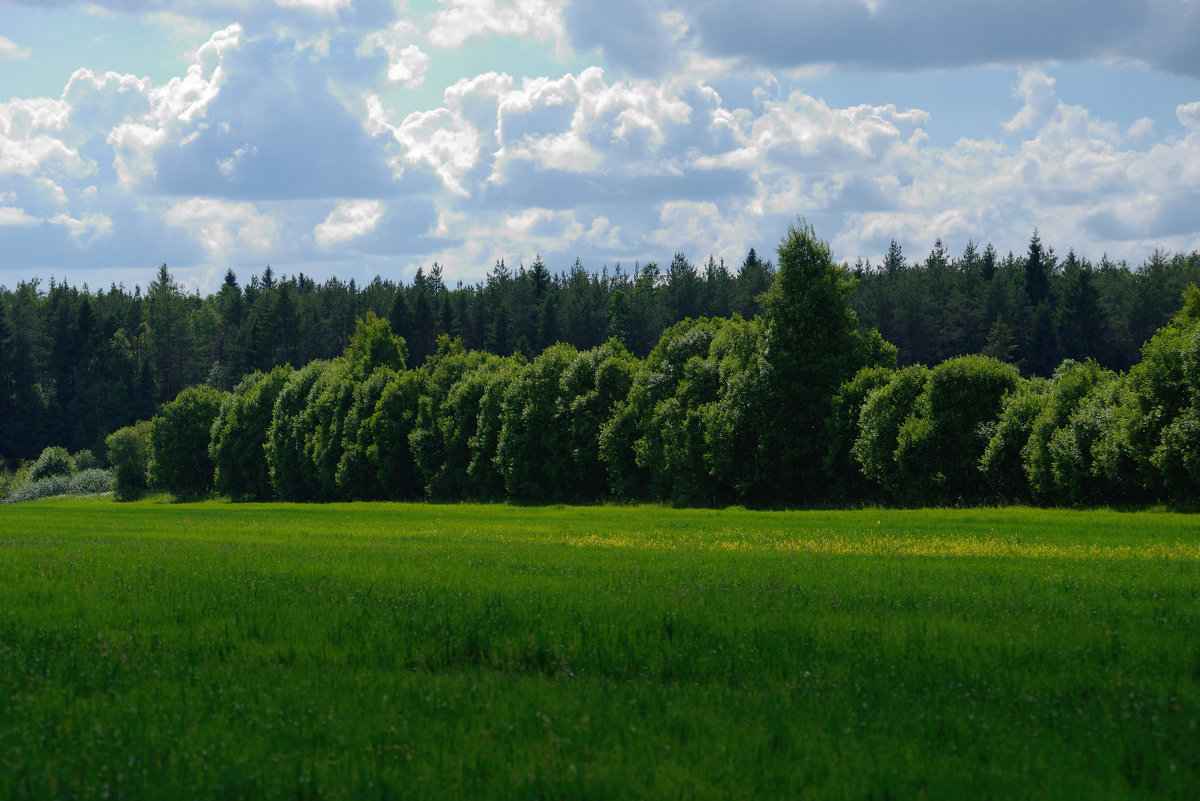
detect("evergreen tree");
top-left (759, 219), bottom-right (895, 503)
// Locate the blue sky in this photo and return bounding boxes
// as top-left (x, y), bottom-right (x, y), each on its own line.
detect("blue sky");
top-left (2, 0), bottom-right (1200, 293)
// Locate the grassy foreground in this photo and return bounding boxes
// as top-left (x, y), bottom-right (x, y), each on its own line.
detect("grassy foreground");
top-left (1, 500), bottom-right (1198, 799)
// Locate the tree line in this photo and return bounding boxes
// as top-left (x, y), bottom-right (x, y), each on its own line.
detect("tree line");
top-left (2, 225), bottom-right (1198, 477)
top-left (99, 221), bottom-right (1200, 509)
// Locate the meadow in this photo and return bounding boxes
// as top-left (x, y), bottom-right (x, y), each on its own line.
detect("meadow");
top-left (1, 500), bottom-right (1197, 799)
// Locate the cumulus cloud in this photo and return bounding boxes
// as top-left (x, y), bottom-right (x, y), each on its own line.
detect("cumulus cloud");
top-left (0, 97), bottom-right (88, 179)
top-left (6, 1), bottom-right (1200, 291)
top-left (164, 197), bottom-right (278, 259)
top-left (314, 199), bottom-right (385, 247)
top-left (106, 24), bottom-right (242, 189)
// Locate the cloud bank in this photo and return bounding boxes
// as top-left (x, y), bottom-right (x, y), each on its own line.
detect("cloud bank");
top-left (1, 0), bottom-right (1199, 292)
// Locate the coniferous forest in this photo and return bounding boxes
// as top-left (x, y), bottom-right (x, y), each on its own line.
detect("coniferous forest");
top-left (2, 222), bottom-right (1199, 508)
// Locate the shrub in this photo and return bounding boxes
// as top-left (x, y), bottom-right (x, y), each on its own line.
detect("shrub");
top-left (29, 446), bottom-right (76, 482)
top-left (4, 468), bottom-right (114, 504)
top-left (106, 421), bottom-right (153, 501)
top-left (72, 449), bottom-right (101, 471)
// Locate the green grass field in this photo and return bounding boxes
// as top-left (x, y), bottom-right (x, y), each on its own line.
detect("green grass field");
top-left (1, 500), bottom-right (1197, 799)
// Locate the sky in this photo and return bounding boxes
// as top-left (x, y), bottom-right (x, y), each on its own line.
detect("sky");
top-left (2, 0), bottom-right (1200, 294)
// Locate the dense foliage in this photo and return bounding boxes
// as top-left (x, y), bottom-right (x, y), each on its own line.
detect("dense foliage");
top-left (3, 229), bottom-right (1198, 467)
top-left (4, 221), bottom-right (1200, 508)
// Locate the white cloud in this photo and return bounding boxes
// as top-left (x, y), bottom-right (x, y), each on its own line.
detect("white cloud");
top-left (0, 207), bottom-right (38, 226)
top-left (314, 199), bottom-right (385, 247)
top-left (650, 200), bottom-right (757, 259)
top-left (0, 96), bottom-right (89, 179)
top-left (275, 0), bottom-right (351, 11)
top-left (216, 144), bottom-right (257, 178)
top-left (0, 35), bottom-right (30, 60)
top-left (106, 24), bottom-right (242, 189)
top-left (360, 22), bottom-right (430, 89)
top-left (429, 0), bottom-right (569, 56)
top-left (1178, 101), bottom-right (1200, 132)
top-left (164, 197), bottom-right (278, 259)
top-left (51, 211), bottom-right (114, 242)
top-left (0, 205), bottom-right (112, 242)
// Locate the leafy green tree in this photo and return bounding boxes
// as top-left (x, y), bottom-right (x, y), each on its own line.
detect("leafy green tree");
top-left (300, 359), bottom-right (358, 500)
top-left (336, 367), bottom-right (398, 500)
top-left (210, 366), bottom-right (292, 501)
top-left (148, 384), bottom-right (227, 497)
top-left (1024, 360), bottom-right (1112, 503)
top-left (602, 318), bottom-right (726, 501)
top-left (497, 343), bottom-right (578, 501)
top-left (1126, 285), bottom-right (1200, 500)
top-left (368, 370), bottom-right (425, 499)
top-left (895, 355), bottom-right (1020, 504)
top-left (702, 316), bottom-right (770, 503)
top-left (1151, 408), bottom-right (1200, 505)
top-left (433, 355), bottom-right (512, 498)
top-left (1049, 374), bottom-right (1125, 505)
top-left (266, 359), bottom-right (328, 501)
top-left (824, 366), bottom-right (896, 502)
top-left (852, 365), bottom-right (928, 501)
top-left (409, 337), bottom-right (491, 496)
top-left (980, 378), bottom-right (1048, 501)
top-left (106, 420), bottom-right (153, 501)
top-left (559, 341), bottom-right (639, 501)
top-left (344, 311), bottom-right (407, 380)
top-left (468, 361), bottom-right (523, 500)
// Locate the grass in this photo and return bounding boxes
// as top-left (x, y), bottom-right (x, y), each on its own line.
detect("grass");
top-left (1, 500), bottom-right (1197, 799)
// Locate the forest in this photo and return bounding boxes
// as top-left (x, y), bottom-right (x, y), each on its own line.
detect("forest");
top-left (2, 222), bottom-right (1199, 508)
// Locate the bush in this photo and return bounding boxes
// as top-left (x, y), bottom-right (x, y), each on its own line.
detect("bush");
top-left (0, 466), bottom-right (23, 501)
top-left (106, 421), bottom-right (153, 501)
top-left (72, 449), bottom-right (101, 471)
top-left (5, 474), bottom-right (72, 503)
top-left (29, 446), bottom-right (76, 482)
top-left (4, 468), bottom-right (114, 504)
